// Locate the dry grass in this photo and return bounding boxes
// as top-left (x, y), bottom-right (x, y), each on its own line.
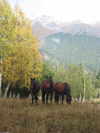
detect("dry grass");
top-left (0, 98), bottom-right (100, 133)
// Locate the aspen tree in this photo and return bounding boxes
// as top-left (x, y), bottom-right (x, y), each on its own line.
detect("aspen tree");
top-left (0, 1), bottom-right (43, 97)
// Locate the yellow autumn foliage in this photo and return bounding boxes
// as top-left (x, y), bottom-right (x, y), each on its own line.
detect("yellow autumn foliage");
top-left (0, 0), bottom-right (43, 88)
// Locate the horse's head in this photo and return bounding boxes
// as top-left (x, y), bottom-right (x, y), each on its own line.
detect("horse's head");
top-left (66, 96), bottom-right (72, 105)
top-left (30, 78), bottom-right (35, 89)
top-left (46, 76), bottom-right (54, 89)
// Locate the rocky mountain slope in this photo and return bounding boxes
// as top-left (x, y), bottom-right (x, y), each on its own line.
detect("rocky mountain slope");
top-left (31, 15), bottom-right (100, 71)
top-left (31, 15), bottom-right (100, 47)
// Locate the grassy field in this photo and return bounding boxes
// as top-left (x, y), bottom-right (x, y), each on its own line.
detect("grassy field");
top-left (0, 98), bottom-right (100, 133)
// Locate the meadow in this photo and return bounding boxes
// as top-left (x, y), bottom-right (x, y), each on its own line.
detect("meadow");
top-left (0, 98), bottom-right (100, 133)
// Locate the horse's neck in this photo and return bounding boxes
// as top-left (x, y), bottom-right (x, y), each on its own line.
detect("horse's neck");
top-left (65, 83), bottom-right (70, 95)
top-left (30, 82), bottom-right (35, 88)
top-left (33, 83), bottom-right (36, 88)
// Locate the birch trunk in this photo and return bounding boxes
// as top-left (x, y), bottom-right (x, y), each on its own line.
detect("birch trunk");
top-left (0, 57), bottom-right (2, 98)
top-left (4, 83), bottom-right (10, 98)
top-left (0, 72), bottom-right (1, 98)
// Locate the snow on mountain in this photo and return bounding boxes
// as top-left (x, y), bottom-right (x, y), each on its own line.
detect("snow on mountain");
top-left (32, 15), bottom-right (83, 31)
top-left (32, 15), bottom-right (65, 31)
top-left (32, 15), bottom-right (61, 26)
top-left (31, 15), bottom-right (100, 47)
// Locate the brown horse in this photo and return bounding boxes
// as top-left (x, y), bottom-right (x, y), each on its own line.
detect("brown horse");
top-left (54, 81), bottom-right (71, 105)
top-left (41, 76), bottom-right (54, 104)
top-left (30, 78), bottom-right (40, 105)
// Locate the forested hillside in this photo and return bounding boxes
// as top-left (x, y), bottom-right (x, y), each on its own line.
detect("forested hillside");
top-left (40, 32), bottom-right (100, 71)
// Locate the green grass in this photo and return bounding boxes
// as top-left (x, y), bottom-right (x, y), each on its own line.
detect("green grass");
top-left (0, 98), bottom-right (100, 133)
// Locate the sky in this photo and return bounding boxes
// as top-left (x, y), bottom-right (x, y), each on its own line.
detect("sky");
top-left (7, 0), bottom-right (100, 24)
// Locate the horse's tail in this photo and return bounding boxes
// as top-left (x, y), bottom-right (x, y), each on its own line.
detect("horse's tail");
top-left (64, 82), bottom-right (71, 100)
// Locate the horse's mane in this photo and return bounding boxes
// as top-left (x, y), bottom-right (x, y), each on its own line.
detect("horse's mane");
top-left (64, 82), bottom-right (71, 100)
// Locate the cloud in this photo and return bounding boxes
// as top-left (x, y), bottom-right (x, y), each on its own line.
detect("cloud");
top-left (8, 0), bottom-right (100, 24)
top-left (52, 37), bottom-right (60, 43)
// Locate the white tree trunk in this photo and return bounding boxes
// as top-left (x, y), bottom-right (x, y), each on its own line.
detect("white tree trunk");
top-left (4, 83), bottom-right (10, 98)
top-left (0, 72), bottom-right (2, 97)
top-left (0, 57), bottom-right (2, 98)
top-left (9, 92), bottom-right (11, 98)
top-left (79, 93), bottom-right (82, 101)
top-left (83, 70), bottom-right (86, 101)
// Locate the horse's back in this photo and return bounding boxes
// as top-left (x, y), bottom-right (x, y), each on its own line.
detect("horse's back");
top-left (54, 81), bottom-right (63, 87)
top-left (54, 81), bottom-right (65, 93)
top-left (55, 82), bottom-right (60, 87)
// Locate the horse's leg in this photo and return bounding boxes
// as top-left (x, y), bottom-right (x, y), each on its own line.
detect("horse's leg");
top-left (42, 92), bottom-right (45, 104)
top-left (32, 96), bottom-right (33, 104)
top-left (57, 94), bottom-right (58, 104)
top-left (46, 92), bottom-right (49, 105)
top-left (62, 94), bottom-right (64, 104)
top-left (42, 92), bottom-right (43, 103)
top-left (32, 95), bottom-right (34, 105)
top-left (57, 94), bottom-right (60, 104)
top-left (50, 92), bottom-right (53, 104)
top-left (55, 92), bottom-right (57, 103)
top-left (35, 93), bottom-right (38, 105)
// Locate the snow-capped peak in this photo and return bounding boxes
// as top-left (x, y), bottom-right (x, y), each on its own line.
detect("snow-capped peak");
top-left (31, 15), bottom-right (83, 32)
top-left (32, 15), bottom-right (62, 26)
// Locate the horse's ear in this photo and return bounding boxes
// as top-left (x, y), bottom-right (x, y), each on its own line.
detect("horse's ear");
top-left (47, 76), bottom-right (48, 79)
top-left (33, 78), bottom-right (35, 80)
top-left (50, 76), bottom-right (52, 79)
top-left (30, 78), bottom-right (32, 80)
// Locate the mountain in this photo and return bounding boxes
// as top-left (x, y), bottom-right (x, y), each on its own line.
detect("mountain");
top-left (61, 23), bottom-right (94, 35)
top-left (40, 32), bottom-right (100, 71)
top-left (31, 15), bottom-right (100, 47)
top-left (31, 15), bottom-right (100, 71)
top-left (32, 15), bottom-right (63, 30)
top-left (31, 22), bottom-right (56, 47)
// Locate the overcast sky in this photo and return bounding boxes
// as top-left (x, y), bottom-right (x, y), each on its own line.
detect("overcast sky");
top-left (8, 0), bottom-right (100, 24)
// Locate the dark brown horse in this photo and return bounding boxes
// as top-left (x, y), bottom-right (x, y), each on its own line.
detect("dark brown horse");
top-left (41, 76), bottom-right (54, 104)
top-left (54, 81), bottom-right (71, 105)
top-left (30, 78), bottom-right (40, 105)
